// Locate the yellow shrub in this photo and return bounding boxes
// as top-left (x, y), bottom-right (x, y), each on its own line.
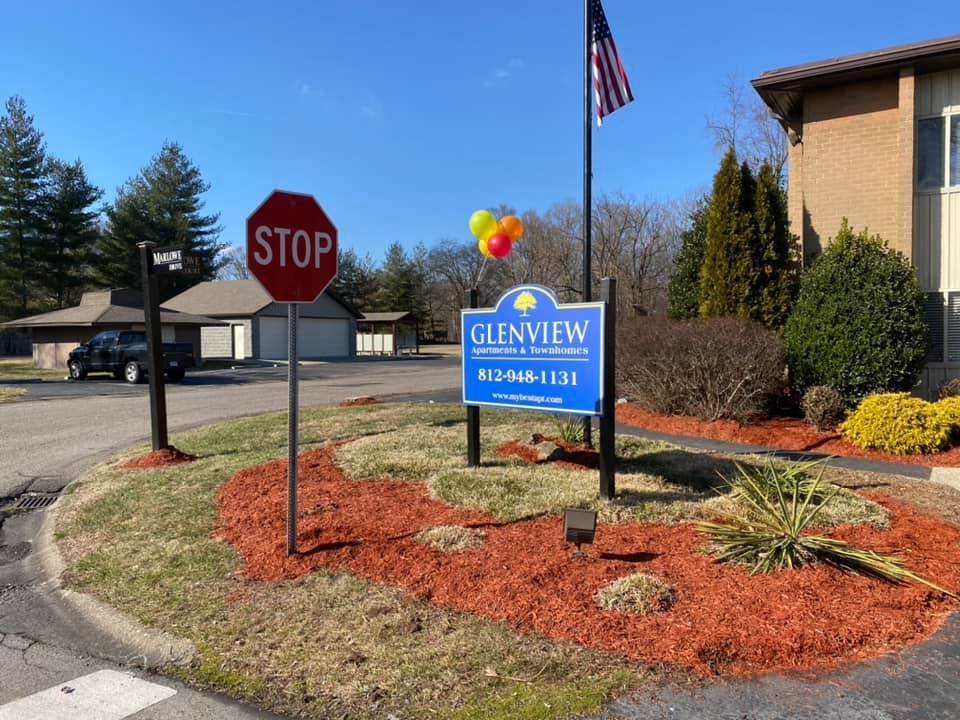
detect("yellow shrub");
top-left (840, 393), bottom-right (951, 454)
top-left (934, 396), bottom-right (960, 435)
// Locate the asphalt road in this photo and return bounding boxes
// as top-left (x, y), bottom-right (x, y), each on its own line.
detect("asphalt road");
top-left (0, 356), bottom-right (461, 499)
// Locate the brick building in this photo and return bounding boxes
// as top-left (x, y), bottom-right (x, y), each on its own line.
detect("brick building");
top-left (753, 34), bottom-right (960, 396)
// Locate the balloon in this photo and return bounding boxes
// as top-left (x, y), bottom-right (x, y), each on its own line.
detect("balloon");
top-left (469, 210), bottom-right (498, 242)
top-left (499, 215), bottom-right (524, 242)
top-left (487, 233), bottom-right (512, 258)
top-left (478, 237), bottom-right (494, 258)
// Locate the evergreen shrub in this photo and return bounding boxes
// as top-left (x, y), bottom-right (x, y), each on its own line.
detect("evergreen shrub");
top-left (840, 393), bottom-right (951, 455)
top-left (617, 317), bottom-right (785, 422)
top-left (784, 220), bottom-right (928, 404)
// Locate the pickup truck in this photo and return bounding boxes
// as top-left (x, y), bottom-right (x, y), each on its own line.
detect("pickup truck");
top-left (67, 330), bottom-right (196, 384)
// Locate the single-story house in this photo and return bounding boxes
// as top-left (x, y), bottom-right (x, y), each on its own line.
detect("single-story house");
top-left (753, 33), bottom-right (960, 397)
top-left (163, 279), bottom-right (360, 360)
top-left (0, 288), bottom-right (222, 369)
top-left (356, 312), bottom-right (420, 355)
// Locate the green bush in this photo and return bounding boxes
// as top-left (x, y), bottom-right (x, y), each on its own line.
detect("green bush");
top-left (840, 393), bottom-right (951, 455)
top-left (801, 386), bottom-right (846, 432)
top-left (784, 219), bottom-right (928, 404)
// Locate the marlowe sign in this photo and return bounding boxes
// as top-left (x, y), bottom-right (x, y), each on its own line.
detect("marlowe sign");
top-left (461, 285), bottom-right (605, 415)
top-left (246, 190), bottom-right (338, 303)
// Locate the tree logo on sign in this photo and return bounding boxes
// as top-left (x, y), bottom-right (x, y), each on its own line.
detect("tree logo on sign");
top-left (513, 291), bottom-right (537, 317)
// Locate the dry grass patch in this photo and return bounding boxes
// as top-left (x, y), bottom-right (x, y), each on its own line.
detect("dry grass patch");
top-left (0, 387), bottom-right (26, 402)
top-left (596, 573), bottom-right (676, 615)
top-left (415, 525), bottom-right (486, 552)
top-left (0, 357), bottom-right (65, 380)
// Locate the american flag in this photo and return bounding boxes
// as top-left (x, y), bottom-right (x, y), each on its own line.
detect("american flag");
top-left (591, 0), bottom-right (634, 126)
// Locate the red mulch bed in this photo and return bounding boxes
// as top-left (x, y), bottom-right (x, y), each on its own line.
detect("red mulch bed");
top-left (122, 446), bottom-right (197, 469)
top-left (497, 438), bottom-right (600, 470)
top-left (214, 447), bottom-right (960, 677)
top-left (617, 404), bottom-right (960, 468)
top-left (337, 397), bottom-right (382, 408)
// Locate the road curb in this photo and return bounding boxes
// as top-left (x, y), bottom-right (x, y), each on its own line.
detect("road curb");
top-left (34, 477), bottom-right (197, 669)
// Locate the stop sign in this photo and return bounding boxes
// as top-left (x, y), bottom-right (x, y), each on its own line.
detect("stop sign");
top-left (246, 190), bottom-right (338, 303)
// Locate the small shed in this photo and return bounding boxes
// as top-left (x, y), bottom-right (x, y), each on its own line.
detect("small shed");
top-left (356, 312), bottom-right (420, 355)
top-left (0, 288), bottom-right (222, 369)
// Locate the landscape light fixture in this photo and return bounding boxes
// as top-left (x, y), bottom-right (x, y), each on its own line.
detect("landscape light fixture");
top-left (563, 508), bottom-right (597, 559)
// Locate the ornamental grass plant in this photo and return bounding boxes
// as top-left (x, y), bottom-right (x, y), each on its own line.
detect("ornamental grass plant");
top-left (698, 461), bottom-right (955, 597)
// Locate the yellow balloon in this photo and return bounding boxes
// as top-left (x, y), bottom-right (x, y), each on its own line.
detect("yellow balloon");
top-left (469, 210), bottom-right (498, 242)
top-left (499, 215), bottom-right (524, 242)
top-left (478, 237), bottom-right (493, 258)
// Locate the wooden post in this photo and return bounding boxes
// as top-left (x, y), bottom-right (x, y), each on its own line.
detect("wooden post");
top-left (599, 277), bottom-right (616, 499)
top-left (465, 289), bottom-right (480, 468)
top-left (137, 241), bottom-right (168, 451)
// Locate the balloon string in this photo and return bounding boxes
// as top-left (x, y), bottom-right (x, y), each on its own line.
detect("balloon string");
top-left (474, 257), bottom-right (489, 290)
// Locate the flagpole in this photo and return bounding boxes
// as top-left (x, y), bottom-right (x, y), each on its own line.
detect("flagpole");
top-left (582, 0), bottom-right (594, 449)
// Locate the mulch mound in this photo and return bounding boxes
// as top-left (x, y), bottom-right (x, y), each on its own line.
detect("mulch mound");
top-left (122, 446), bottom-right (197, 469)
top-left (497, 438), bottom-right (600, 470)
top-left (215, 447), bottom-right (960, 677)
top-left (337, 397), bottom-right (382, 407)
top-left (617, 404), bottom-right (960, 468)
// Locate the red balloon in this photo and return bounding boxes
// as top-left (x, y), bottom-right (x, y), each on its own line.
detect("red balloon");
top-left (487, 233), bottom-right (512, 258)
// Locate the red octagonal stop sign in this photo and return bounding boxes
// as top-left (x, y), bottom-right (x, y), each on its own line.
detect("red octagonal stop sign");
top-left (246, 190), bottom-right (338, 303)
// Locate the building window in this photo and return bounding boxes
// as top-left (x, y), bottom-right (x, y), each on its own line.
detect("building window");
top-left (952, 116), bottom-right (960, 187)
top-left (918, 117), bottom-right (945, 191)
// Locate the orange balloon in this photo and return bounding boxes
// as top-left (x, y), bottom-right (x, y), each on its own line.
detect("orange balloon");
top-left (478, 237), bottom-right (494, 258)
top-left (499, 215), bottom-right (524, 242)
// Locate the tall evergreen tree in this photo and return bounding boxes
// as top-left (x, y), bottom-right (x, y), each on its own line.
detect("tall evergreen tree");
top-left (0, 96), bottom-right (47, 319)
top-left (331, 248), bottom-right (379, 310)
top-left (753, 161), bottom-right (799, 328)
top-left (699, 149), bottom-right (757, 318)
top-left (38, 158), bottom-right (103, 308)
top-left (94, 142), bottom-right (222, 299)
top-left (374, 242), bottom-right (416, 311)
top-left (667, 196), bottom-right (709, 319)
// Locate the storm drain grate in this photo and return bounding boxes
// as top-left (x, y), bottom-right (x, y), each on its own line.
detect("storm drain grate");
top-left (13, 494), bottom-right (59, 511)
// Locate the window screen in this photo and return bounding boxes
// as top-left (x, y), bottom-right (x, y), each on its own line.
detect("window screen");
top-left (951, 116), bottom-right (960, 188)
top-left (918, 117), bottom-right (945, 191)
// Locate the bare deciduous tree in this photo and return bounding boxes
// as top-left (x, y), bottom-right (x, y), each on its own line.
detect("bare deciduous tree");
top-left (216, 245), bottom-right (250, 280)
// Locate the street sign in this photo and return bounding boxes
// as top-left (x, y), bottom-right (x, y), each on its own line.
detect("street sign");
top-left (461, 285), bottom-right (605, 416)
top-left (152, 247), bottom-right (201, 275)
top-left (245, 190), bottom-right (339, 558)
top-left (246, 190), bottom-right (338, 303)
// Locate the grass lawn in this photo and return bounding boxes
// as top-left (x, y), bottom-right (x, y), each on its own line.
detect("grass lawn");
top-left (56, 402), bottom-right (899, 720)
top-left (0, 357), bottom-right (65, 381)
top-left (0, 387), bottom-right (26, 402)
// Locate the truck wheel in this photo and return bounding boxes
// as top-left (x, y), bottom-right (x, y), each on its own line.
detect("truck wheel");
top-left (124, 361), bottom-right (143, 384)
top-left (68, 359), bottom-right (87, 380)
top-left (167, 368), bottom-right (185, 383)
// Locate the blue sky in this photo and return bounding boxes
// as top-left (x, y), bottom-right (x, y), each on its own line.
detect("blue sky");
top-left (3, 1), bottom-right (953, 261)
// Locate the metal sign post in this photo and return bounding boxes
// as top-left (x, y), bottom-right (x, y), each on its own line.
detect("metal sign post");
top-left (287, 303), bottom-right (299, 555)
top-left (599, 277), bottom-right (616, 499)
top-left (465, 289), bottom-right (480, 468)
top-left (137, 241), bottom-right (169, 451)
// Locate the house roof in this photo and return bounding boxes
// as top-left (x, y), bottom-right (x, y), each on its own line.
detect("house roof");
top-left (359, 312), bottom-right (416, 323)
top-left (753, 33), bottom-right (960, 137)
top-left (163, 279), bottom-right (363, 318)
top-left (0, 303), bottom-right (223, 329)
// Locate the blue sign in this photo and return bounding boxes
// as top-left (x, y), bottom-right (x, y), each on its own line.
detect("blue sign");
top-left (462, 285), bottom-right (605, 415)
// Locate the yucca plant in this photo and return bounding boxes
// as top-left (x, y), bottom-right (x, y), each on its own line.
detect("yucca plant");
top-left (698, 461), bottom-right (956, 597)
top-left (552, 414), bottom-right (584, 445)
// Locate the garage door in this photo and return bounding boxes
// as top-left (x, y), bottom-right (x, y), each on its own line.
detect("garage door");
top-left (258, 316), bottom-right (349, 359)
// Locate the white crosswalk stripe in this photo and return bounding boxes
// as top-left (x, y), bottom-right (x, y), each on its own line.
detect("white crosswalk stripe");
top-left (0, 669), bottom-right (176, 719)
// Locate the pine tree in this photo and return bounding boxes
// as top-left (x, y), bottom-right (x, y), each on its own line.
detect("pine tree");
top-left (667, 196), bottom-right (709, 319)
top-left (331, 248), bottom-right (379, 310)
top-left (94, 142), bottom-right (222, 299)
top-left (0, 96), bottom-right (47, 319)
top-left (699, 149), bottom-right (758, 319)
top-left (37, 158), bottom-right (103, 308)
top-left (374, 242), bottom-right (415, 312)
top-left (753, 161), bottom-right (799, 329)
